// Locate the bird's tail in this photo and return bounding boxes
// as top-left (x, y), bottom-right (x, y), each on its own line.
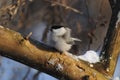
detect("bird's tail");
top-left (72, 38), bottom-right (82, 42)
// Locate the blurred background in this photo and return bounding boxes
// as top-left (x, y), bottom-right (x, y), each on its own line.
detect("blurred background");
top-left (0, 0), bottom-right (119, 80)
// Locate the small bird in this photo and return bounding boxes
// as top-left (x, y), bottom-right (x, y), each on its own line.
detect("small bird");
top-left (47, 25), bottom-right (81, 54)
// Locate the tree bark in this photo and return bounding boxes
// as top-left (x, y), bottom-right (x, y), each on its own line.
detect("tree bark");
top-left (109, 23), bottom-right (120, 76)
top-left (0, 25), bottom-right (107, 80)
top-left (99, 0), bottom-right (120, 76)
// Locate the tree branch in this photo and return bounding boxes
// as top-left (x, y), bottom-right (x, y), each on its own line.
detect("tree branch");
top-left (44, 0), bottom-right (83, 14)
top-left (98, 23), bottom-right (120, 77)
top-left (109, 23), bottom-right (120, 75)
top-left (99, 0), bottom-right (120, 76)
top-left (0, 25), bottom-right (107, 80)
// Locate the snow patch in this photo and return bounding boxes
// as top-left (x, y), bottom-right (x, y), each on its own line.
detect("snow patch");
top-left (112, 77), bottom-right (120, 80)
top-left (78, 50), bottom-right (100, 63)
top-left (55, 63), bottom-right (63, 71)
top-left (48, 58), bottom-right (58, 65)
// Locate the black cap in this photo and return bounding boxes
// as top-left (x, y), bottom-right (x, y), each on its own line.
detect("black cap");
top-left (50, 25), bottom-right (64, 31)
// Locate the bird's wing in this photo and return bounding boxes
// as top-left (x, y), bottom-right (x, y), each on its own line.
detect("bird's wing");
top-left (72, 38), bottom-right (82, 42)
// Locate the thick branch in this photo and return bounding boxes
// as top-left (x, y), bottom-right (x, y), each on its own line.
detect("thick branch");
top-left (96, 23), bottom-right (120, 78)
top-left (108, 23), bottom-right (120, 76)
top-left (100, 0), bottom-right (120, 76)
top-left (0, 26), bottom-right (107, 80)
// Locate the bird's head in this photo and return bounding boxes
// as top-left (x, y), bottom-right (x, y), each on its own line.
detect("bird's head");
top-left (50, 25), bottom-right (67, 36)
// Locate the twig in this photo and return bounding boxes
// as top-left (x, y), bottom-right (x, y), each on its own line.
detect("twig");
top-left (44, 0), bottom-right (83, 14)
top-left (25, 32), bottom-right (32, 40)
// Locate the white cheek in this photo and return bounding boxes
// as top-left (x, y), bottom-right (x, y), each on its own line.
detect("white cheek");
top-left (53, 28), bottom-right (66, 36)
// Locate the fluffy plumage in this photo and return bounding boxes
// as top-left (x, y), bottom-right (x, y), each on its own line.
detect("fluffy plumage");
top-left (47, 26), bottom-right (81, 53)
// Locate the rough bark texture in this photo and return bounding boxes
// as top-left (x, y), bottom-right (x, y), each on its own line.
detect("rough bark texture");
top-left (109, 23), bottom-right (120, 76)
top-left (96, 23), bottom-right (120, 78)
top-left (0, 26), bottom-right (107, 80)
top-left (99, 0), bottom-right (120, 76)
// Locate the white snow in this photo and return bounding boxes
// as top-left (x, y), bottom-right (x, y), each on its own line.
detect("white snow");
top-left (48, 58), bottom-right (58, 65)
top-left (112, 77), bottom-right (120, 80)
top-left (78, 50), bottom-right (100, 63)
top-left (56, 63), bottom-right (63, 71)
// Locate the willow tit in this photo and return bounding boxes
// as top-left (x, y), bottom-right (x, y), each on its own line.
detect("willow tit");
top-left (47, 25), bottom-right (81, 53)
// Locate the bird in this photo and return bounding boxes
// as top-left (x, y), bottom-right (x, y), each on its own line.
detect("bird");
top-left (47, 25), bottom-right (81, 54)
